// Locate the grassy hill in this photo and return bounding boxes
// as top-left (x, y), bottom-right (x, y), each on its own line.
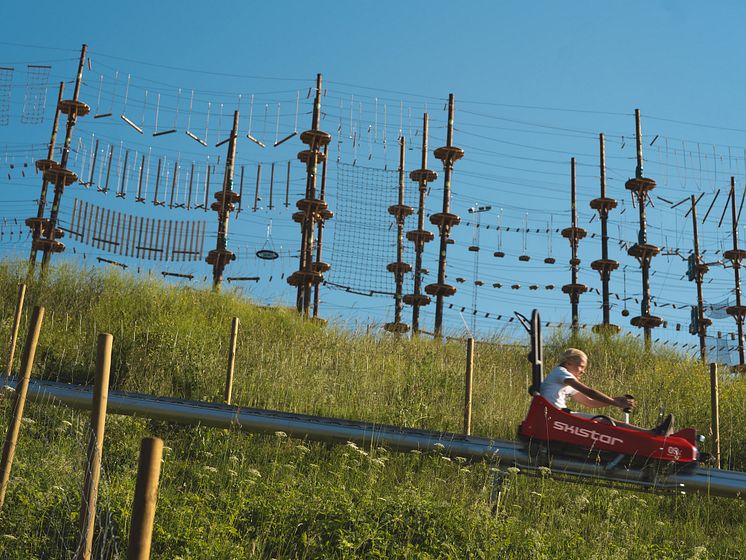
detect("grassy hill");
top-left (0, 261), bottom-right (745, 558)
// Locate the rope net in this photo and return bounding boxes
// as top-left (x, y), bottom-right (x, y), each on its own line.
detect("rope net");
top-left (20, 65), bottom-right (51, 125)
top-left (328, 162), bottom-right (419, 294)
top-left (0, 67), bottom-right (13, 126)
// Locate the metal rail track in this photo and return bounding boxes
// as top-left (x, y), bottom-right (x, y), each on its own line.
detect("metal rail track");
top-left (11, 378), bottom-right (746, 499)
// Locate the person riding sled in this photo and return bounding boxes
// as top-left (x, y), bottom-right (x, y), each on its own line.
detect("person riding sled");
top-left (540, 348), bottom-right (674, 436)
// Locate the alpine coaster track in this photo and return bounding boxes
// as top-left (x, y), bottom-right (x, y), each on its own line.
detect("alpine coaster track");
top-left (7, 377), bottom-right (746, 500)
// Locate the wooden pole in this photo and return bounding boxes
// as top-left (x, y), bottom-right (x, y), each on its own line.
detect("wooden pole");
top-left (727, 178), bottom-right (746, 366)
top-left (224, 317), bottom-right (239, 404)
top-left (28, 81), bottom-right (64, 270)
top-left (463, 337), bottom-right (474, 436)
top-left (127, 437), bottom-right (164, 560)
top-left (428, 94), bottom-right (463, 338)
top-left (4, 283), bottom-right (26, 383)
top-left (710, 362), bottom-right (721, 469)
top-left (0, 305), bottom-right (44, 510)
top-left (410, 113), bottom-right (434, 334)
top-left (208, 111), bottom-right (240, 289)
top-left (76, 333), bottom-right (113, 560)
top-left (40, 44), bottom-right (88, 272)
top-left (312, 144), bottom-right (330, 319)
top-left (570, 158), bottom-right (579, 335)
top-left (691, 195), bottom-right (708, 361)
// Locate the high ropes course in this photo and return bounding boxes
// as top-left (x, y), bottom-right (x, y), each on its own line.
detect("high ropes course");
top-left (5, 43), bottom-right (746, 362)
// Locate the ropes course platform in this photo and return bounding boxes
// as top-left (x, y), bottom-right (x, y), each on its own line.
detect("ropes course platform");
top-left (8, 378), bottom-right (746, 500)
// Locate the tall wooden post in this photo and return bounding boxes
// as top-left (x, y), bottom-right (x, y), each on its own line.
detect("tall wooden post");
top-left (288, 74), bottom-right (333, 318)
top-left (40, 45), bottom-right (89, 273)
top-left (27, 82), bottom-right (64, 271)
top-left (724, 177), bottom-right (746, 366)
top-left (591, 134), bottom-right (619, 333)
top-left (312, 145), bottom-right (332, 319)
top-left (463, 337), bottom-right (474, 436)
top-left (689, 195), bottom-right (711, 362)
top-left (76, 333), bottom-right (113, 560)
top-left (561, 158), bottom-right (587, 336)
top-left (709, 363), bottom-right (721, 469)
top-left (127, 437), bottom-right (164, 560)
top-left (206, 111), bottom-right (240, 291)
top-left (4, 283), bottom-right (26, 383)
top-left (404, 113), bottom-right (436, 334)
top-left (426, 94), bottom-right (464, 338)
top-left (385, 137), bottom-right (413, 335)
top-left (224, 317), bottom-right (239, 404)
top-left (625, 109), bottom-right (662, 350)
top-left (0, 306), bottom-right (44, 510)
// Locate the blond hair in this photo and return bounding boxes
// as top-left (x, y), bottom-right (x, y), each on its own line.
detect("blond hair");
top-left (559, 348), bottom-right (587, 367)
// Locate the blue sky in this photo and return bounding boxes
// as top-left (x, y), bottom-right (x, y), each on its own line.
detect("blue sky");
top-left (3, 1), bottom-right (746, 357)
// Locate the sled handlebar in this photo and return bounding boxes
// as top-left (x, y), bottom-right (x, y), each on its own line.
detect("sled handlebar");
top-left (623, 394), bottom-right (635, 414)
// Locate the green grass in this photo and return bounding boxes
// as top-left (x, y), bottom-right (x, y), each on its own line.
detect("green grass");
top-left (0, 260), bottom-right (745, 558)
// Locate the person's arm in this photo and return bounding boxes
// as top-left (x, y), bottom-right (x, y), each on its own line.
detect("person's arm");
top-left (565, 378), bottom-right (632, 410)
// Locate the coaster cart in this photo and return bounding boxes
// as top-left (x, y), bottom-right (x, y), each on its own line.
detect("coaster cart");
top-left (514, 310), bottom-right (705, 479)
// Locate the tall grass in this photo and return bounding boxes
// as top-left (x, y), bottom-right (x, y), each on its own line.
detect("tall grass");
top-left (0, 261), bottom-right (745, 558)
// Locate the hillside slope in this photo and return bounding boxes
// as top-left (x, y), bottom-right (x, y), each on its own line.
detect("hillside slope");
top-left (0, 262), bottom-right (745, 559)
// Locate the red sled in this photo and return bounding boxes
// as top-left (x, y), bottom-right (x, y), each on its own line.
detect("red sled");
top-left (518, 396), bottom-right (700, 467)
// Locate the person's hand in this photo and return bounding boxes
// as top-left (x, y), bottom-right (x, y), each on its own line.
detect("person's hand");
top-left (613, 395), bottom-right (636, 410)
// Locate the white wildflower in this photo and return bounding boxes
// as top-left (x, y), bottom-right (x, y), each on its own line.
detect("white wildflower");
top-left (202, 466), bottom-right (218, 474)
top-left (274, 431), bottom-right (287, 438)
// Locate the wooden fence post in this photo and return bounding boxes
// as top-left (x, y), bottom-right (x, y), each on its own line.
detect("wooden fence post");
top-left (76, 333), bottom-right (113, 560)
top-left (4, 283), bottom-right (26, 383)
top-left (0, 305), bottom-right (44, 510)
top-left (464, 337), bottom-right (474, 436)
top-left (710, 362), bottom-right (721, 469)
top-left (127, 437), bottom-right (164, 560)
top-left (224, 317), bottom-right (239, 404)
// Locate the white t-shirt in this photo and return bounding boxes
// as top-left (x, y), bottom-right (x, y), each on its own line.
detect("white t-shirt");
top-left (540, 366), bottom-right (578, 409)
